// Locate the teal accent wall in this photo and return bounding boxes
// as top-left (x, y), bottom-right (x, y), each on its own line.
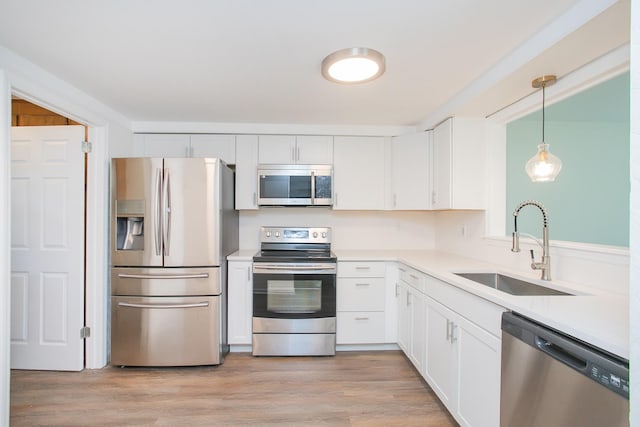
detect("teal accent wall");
top-left (506, 72), bottom-right (630, 247)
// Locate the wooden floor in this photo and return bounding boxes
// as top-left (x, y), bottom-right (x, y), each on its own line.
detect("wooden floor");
top-left (11, 351), bottom-right (457, 426)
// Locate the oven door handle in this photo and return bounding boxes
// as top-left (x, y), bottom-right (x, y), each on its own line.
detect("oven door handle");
top-left (253, 264), bottom-right (336, 274)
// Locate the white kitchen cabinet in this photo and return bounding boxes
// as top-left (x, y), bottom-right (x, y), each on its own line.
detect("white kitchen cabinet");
top-left (190, 134), bottom-right (236, 163)
top-left (134, 133), bottom-right (190, 157)
top-left (257, 135), bottom-right (333, 164)
top-left (227, 260), bottom-right (253, 345)
top-left (336, 261), bottom-right (387, 344)
top-left (424, 276), bottom-right (503, 427)
top-left (431, 118), bottom-right (486, 210)
top-left (235, 135), bottom-right (259, 210)
top-left (134, 133), bottom-right (236, 164)
top-left (333, 136), bottom-right (386, 210)
top-left (396, 264), bottom-right (427, 374)
top-left (390, 132), bottom-right (431, 210)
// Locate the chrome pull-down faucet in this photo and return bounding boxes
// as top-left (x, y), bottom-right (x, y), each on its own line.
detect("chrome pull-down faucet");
top-left (511, 200), bottom-right (551, 281)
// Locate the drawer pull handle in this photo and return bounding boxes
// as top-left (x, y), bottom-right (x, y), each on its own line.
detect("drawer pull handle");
top-left (118, 302), bottom-right (209, 309)
top-left (355, 317), bottom-right (369, 321)
top-left (355, 283), bottom-right (370, 286)
top-left (355, 266), bottom-right (371, 270)
top-left (410, 274), bottom-right (419, 280)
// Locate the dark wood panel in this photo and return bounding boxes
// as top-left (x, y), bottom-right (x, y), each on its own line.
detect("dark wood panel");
top-left (11, 99), bottom-right (80, 126)
top-left (11, 351), bottom-right (457, 426)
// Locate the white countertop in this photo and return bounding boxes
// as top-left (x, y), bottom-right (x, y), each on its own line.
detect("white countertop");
top-left (228, 249), bottom-right (629, 360)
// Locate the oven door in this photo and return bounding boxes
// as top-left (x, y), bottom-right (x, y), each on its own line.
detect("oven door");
top-left (252, 262), bottom-right (336, 319)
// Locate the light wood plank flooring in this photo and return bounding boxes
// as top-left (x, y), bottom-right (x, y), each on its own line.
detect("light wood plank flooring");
top-left (11, 351), bottom-right (457, 426)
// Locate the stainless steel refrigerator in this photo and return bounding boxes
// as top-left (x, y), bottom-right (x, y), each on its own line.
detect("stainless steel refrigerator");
top-left (110, 157), bottom-right (238, 366)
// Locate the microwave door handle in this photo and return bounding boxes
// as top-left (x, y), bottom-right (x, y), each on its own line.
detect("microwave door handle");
top-left (311, 171), bottom-right (315, 205)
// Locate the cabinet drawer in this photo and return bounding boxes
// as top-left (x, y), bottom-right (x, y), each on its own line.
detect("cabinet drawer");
top-left (338, 261), bottom-right (385, 278)
top-left (337, 278), bottom-right (385, 311)
top-left (336, 311), bottom-right (386, 344)
top-left (399, 265), bottom-right (426, 293)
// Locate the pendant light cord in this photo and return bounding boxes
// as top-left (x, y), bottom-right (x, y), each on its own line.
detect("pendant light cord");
top-left (542, 85), bottom-right (545, 143)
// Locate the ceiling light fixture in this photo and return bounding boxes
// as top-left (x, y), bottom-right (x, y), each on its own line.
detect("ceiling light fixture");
top-left (321, 47), bottom-right (385, 84)
top-left (525, 75), bottom-right (563, 182)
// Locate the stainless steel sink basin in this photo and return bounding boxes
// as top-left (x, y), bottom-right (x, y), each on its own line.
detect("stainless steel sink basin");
top-left (454, 272), bottom-right (572, 296)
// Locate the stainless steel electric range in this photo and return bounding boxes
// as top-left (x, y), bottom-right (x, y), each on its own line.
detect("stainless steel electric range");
top-left (252, 226), bottom-right (336, 356)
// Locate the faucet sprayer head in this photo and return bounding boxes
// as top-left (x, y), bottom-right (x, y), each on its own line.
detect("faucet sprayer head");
top-left (511, 231), bottom-right (520, 252)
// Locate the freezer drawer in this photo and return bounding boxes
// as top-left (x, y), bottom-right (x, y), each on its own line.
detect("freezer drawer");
top-left (111, 267), bottom-right (221, 296)
top-left (111, 295), bottom-right (223, 366)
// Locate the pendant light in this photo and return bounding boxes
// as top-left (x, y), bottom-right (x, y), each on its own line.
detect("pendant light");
top-left (525, 75), bottom-right (562, 182)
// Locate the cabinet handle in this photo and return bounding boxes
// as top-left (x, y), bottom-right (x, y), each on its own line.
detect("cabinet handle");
top-left (450, 323), bottom-right (458, 343)
top-left (355, 283), bottom-right (370, 286)
top-left (446, 319), bottom-right (451, 341)
top-left (253, 192), bottom-right (257, 207)
top-left (247, 266), bottom-right (251, 281)
top-left (409, 274), bottom-right (419, 280)
top-left (406, 293), bottom-right (411, 306)
top-left (355, 317), bottom-right (369, 321)
top-left (395, 284), bottom-right (399, 297)
top-left (355, 266), bottom-right (370, 270)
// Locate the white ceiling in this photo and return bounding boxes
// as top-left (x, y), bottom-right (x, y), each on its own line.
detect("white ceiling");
top-left (0, 0), bottom-right (630, 129)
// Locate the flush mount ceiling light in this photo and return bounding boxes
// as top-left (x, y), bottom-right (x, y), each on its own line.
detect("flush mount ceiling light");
top-left (525, 75), bottom-right (563, 182)
top-left (321, 47), bottom-right (385, 84)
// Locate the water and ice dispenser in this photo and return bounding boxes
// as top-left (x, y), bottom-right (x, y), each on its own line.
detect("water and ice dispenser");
top-left (115, 200), bottom-right (145, 251)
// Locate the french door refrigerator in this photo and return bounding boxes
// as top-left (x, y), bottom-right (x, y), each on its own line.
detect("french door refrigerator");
top-left (110, 157), bottom-right (238, 366)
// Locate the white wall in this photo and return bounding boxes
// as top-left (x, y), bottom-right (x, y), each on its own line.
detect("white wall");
top-left (0, 69), bottom-right (11, 427)
top-left (239, 209), bottom-right (437, 251)
top-left (629, 0), bottom-right (639, 424)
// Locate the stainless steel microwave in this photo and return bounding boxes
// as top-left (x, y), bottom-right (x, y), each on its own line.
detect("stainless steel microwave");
top-left (257, 164), bottom-right (333, 206)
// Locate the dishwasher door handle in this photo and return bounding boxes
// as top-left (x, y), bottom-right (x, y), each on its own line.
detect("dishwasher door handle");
top-left (535, 336), bottom-right (588, 371)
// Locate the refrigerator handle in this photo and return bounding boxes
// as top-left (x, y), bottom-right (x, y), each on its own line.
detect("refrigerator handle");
top-left (162, 168), bottom-right (171, 256)
top-left (154, 167), bottom-right (162, 256)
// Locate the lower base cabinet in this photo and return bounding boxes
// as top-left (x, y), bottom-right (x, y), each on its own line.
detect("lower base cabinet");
top-left (425, 297), bottom-right (501, 427)
top-left (227, 260), bottom-right (253, 345)
top-left (396, 263), bottom-right (503, 427)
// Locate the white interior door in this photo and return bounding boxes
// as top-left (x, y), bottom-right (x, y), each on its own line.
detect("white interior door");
top-left (10, 125), bottom-right (85, 371)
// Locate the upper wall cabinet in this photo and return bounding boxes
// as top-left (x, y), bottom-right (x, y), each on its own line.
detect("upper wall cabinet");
top-left (390, 132), bottom-right (431, 210)
top-left (333, 136), bottom-right (386, 210)
top-left (431, 118), bottom-right (486, 210)
top-left (258, 135), bottom-right (333, 164)
top-left (134, 133), bottom-right (236, 164)
top-left (235, 135), bottom-right (259, 210)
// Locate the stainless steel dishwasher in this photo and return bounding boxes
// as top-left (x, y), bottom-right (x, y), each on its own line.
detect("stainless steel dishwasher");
top-left (501, 312), bottom-right (629, 427)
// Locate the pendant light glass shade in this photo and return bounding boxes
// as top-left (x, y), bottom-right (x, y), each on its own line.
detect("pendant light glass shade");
top-left (526, 143), bottom-right (562, 182)
top-left (526, 75), bottom-right (562, 182)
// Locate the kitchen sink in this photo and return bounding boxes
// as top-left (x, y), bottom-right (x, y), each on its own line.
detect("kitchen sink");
top-left (454, 272), bottom-right (572, 296)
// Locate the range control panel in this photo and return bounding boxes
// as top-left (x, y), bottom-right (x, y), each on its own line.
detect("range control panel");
top-left (260, 227), bottom-right (331, 244)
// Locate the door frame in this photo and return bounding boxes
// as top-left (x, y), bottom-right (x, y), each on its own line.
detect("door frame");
top-left (0, 75), bottom-right (110, 377)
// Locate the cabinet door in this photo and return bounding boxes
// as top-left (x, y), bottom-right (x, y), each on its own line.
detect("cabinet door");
top-left (227, 261), bottom-right (253, 345)
top-left (190, 134), bottom-right (236, 163)
top-left (137, 134), bottom-right (190, 157)
top-left (432, 119), bottom-right (452, 209)
top-left (391, 132), bottom-right (430, 210)
top-left (408, 289), bottom-right (426, 374)
top-left (235, 135), bottom-right (259, 210)
top-left (296, 135), bottom-right (333, 164)
top-left (456, 315), bottom-right (500, 427)
top-left (333, 136), bottom-right (385, 210)
top-left (425, 297), bottom-right (457, 410)
top-left (396, 281), bottom-right (410, 353)
top-left (258, 135), bottom-right (296, 163)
